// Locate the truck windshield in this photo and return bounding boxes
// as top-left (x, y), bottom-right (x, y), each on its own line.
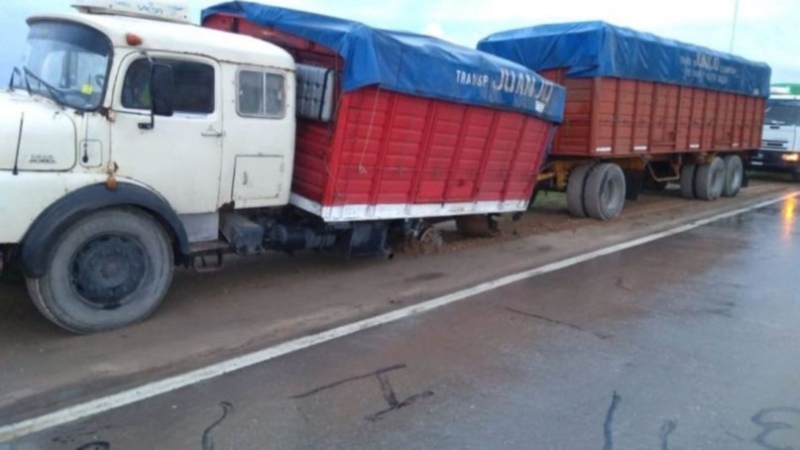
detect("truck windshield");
top-left (765, 99), bottom-right (800, 126)
top-left (12, 21), bottom-right (111, 111)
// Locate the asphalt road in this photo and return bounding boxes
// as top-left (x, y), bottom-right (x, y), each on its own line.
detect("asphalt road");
top-left (0, 180), bottom-right (793, 427)
top-left (4, 193), bottom-right (800, 449)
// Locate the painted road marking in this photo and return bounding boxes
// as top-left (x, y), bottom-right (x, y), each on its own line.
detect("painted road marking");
top-left (1, 192), bottom-right (797, 443)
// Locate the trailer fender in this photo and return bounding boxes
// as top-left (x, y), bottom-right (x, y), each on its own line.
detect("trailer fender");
top-left (18, 183), bottom-right (190, 278)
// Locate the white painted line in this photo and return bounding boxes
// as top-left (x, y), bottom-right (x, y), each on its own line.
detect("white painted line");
top-left (1, 191), bottom-right (797, 443)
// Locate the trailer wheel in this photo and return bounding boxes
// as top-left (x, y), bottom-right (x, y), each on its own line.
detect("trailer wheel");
top-left (566, 163), bottom-right (595, 218)
top-left (680, 164), bottom-right (697, 199)
top-left (583, 163), bottom-right (626, 221)
top-left (722, 155), bottom-right (743, 197)
top-left (695, 157), bottom-right (726, 201)
top-left (26, 209), bottom-right (174, 334)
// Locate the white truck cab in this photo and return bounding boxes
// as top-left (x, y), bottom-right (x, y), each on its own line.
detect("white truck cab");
top-left (748, 84), bottom-right (800, 179)
top-left (0, 0), bottom-right (302, 333)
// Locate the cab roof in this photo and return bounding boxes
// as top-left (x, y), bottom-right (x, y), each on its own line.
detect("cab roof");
top-left (28, 11), bottom-right (294, 71)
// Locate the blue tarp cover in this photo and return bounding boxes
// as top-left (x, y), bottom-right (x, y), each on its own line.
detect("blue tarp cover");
top-left (202, 2), bottom-right (565, 122)
top-left (478, 21), bottom-right (771, 98)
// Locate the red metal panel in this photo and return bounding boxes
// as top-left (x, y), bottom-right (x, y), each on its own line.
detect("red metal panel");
top-left (324, 88), bottom-right (551, 208)
top-left (535, 61), bottom-right (766, 158)
top-left (540, 69), bottom-right (592, 156)
top-left (292, 121), bottom-right (333, 203)
top-left (674, 86), bottom-right (691, 152)
top-left (205, 13), bottom-right (554, 219)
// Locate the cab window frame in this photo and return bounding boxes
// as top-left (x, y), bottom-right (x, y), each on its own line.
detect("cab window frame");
top-left (236, 68), bottom-right (287, 120)
top-left (120, 56), bottom-right (216, 116)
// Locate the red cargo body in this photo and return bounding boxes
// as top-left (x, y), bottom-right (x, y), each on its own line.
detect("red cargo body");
top-left (540, 69), bottom-right (765, 157)
top-left (205, 15), bottom-right (553, 222)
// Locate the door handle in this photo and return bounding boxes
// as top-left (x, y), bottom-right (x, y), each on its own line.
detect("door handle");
top-left (202, 127), bottom-right (224, 138)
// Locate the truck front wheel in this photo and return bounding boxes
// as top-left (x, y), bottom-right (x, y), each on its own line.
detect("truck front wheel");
top-left (26, 209), bottom-right (174, 334)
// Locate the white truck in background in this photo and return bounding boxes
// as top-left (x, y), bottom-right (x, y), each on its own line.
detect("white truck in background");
top-left (748, 84), bottom-right (800, 179)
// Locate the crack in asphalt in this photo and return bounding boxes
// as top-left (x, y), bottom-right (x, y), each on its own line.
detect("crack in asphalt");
top-left (365, 371), bottom-right (434, 422)
top-left (503, 307), bottom-right (583, 331)
top-left (290, 364), bottom-right (434, 422)
top-left (603, 391), bottom-right (622, 450)
top-left (290, 365), bottom-right (407, 400)
top-left (201, 401), bottom-right (234, 450)
top-left (660, 420), bottom-right (677, 450)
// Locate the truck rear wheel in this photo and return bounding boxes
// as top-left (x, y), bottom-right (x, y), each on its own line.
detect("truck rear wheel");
top-left (680, 164), bottom-right (697, 199)
top-left (722, 155), bottom-right (743, 197)
top-left (583, 163), bottom-right (626, 221)
top-left (566, 163), bottom-right (595, 218)
top-left (695, 157), bottom-right (726, 201)
top-left (26, 209), bottom-right (174, 334)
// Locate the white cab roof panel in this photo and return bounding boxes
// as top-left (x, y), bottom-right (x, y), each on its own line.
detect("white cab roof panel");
top-left (29, 11), bottom-right (295, 72)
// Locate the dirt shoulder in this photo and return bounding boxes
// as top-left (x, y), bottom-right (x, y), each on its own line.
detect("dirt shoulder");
top-left (0, 178), bottom-right (796, 424)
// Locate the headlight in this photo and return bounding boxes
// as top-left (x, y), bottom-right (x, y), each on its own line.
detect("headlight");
top-left (782, 153), bottom-right (800, 162)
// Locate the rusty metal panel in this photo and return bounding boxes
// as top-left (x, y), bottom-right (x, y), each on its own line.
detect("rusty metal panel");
top-left (542, 69), bottom-right (766, 157)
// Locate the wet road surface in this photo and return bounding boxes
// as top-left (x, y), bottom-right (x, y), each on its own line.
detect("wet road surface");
top-left (6, 196), bottom-right (800, 449)
top-left (0, 181), bottom-right (793, 424)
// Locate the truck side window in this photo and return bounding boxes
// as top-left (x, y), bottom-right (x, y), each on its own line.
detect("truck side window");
top-left (238, 70), bottom-right (285, 118)
top-left (122, 59), bottom-right (215, 114)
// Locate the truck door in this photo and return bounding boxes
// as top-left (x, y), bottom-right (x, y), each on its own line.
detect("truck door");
top-left (217, 66), bottom-right (296, 210)
top-left (111, 54), bottom-right (223, 215)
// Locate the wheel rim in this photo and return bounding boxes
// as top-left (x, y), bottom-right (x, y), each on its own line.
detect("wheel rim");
top-left (70, 234), bottom-right (147, 309)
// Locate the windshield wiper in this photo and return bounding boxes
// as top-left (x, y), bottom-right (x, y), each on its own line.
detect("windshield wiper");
top-left (22, 67), bottom-right (66, 108)
top-left (8, 67), bottom-right (31, 95)
top-left (8, 67), bottom-right (16, 90)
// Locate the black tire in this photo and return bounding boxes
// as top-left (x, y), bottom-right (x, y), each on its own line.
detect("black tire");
top-left (680, 164), bottom-right (697, 199)
top-left (26, 209), bottom-right (174, 334)
top-left (566, 163), bottom-right (595, 218)
top-left (583, 163), bottom-right (626, 221)
top-left (722, 155), bottom-right (743, 197)
top-left (695, 157), bottom-right (726, 201)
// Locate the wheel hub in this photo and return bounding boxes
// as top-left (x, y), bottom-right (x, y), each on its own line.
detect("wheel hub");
top-left (70, 235), bottom-right (146, 309)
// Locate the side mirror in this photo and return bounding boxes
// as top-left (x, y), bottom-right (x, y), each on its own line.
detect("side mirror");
top-left (151, 63), bottom-right (174, 117)
top-left (139, 62), bottom-right (174, 130)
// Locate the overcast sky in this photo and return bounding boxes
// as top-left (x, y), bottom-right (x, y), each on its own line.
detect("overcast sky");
top-left (0, 0), bottom-right (796, 83)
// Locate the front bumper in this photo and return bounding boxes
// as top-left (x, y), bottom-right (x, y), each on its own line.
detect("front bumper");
top-left (747, 150), bottom-right (800, 173)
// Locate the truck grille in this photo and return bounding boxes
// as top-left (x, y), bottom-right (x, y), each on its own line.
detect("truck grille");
top-left (762, 140), bottom-right (789, 150)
